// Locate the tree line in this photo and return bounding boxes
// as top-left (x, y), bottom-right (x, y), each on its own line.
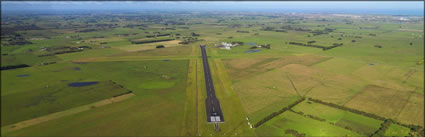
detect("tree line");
top-left (285, 129), bottom-right (306, 137)
top-left (369, 119), bottom-right (392, 137)
top-left (253, 97), bottom-right (305, 128)
top-left (38, 49), bottom-right (83, 57)
top-left (131, 38), bottom-right (174, 44)
top-left (1, 64), bottom-right (30, 71)
top-left (288, 42), bottom-right (343, 51)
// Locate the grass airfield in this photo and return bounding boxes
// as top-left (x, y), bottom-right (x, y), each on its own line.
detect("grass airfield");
top-left (1, 12), bottom-right (424, 136)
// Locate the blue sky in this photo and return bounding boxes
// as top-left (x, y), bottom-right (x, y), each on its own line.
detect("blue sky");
top-left (2, 1), bottom-right (424, 16)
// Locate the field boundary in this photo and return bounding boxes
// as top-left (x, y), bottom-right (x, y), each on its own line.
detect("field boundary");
top-left (254, 97), bottom-right (305, 128)
top-left (1, 93), bottom-right (135, 134)
top-left (369, 119), bottom-right (392, 137)
top-left (308, 97), bottom-right (424, 134)
top-left (289, 109), bottom-right (368, 135)
top-left (286, 73), bottom-right (301, 97)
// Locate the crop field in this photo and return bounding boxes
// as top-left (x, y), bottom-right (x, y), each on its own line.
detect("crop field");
top-left (1, 10), bottom-right (423, 136)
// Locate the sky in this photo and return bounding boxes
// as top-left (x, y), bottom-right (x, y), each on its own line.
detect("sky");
top-left (2, 1), bottom-right (424, 16)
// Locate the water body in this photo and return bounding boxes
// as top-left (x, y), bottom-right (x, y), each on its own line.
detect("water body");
top-left (16, 74), bottom-right (30, 77)
top-left (68, 82), bottom-right (99, 87)
top-left (245, 49), bottom-right (261, 53)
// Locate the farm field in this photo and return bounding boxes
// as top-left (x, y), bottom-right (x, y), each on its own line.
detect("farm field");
top-left (255, 111), bottom-right (361, 136)
top-left (292, 99), bottom-right (383, 135)
top-left (1, 6), bottom-right (424, 137)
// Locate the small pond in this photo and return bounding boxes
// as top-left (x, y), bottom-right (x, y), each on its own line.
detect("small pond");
top-left (16, 74), bottom-right (30, 77)
top-left (68, 81), bottom-right (99, 87)
top-left (245, 49), bottom-right (261, 53)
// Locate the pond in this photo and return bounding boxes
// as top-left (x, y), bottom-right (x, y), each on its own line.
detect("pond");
top-left (16, 74), bottom-right (30, 77)
top-left (68, 81), bottom-right (99, 87)
top-left (245, 49), bottom-right (261, 53)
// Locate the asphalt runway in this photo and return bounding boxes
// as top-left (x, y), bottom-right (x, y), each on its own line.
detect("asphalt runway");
top-left (200, 45), bottom-right (224, 123)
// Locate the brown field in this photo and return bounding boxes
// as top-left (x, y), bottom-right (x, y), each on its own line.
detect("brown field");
top-left (396, 93), bottom-right (424, 127)
top-left (280, 64), bottom-right (365, 105)
top-left (223, 54), bottom-right (330, 82)
top-left (344, 85), bottom-right (411, 119)
top-left (112, 45), bottom-right (192, 57)
top-left (115, 40), bottom-right (181, 52)
top-left (233, 69), bottom-right (298, 115)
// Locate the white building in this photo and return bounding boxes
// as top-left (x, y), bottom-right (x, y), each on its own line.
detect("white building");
top-left (217, 42), bottom-right (237, 50)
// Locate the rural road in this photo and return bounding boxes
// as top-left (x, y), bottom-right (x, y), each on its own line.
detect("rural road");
top-left (200, 45), bottom-right (224, 123)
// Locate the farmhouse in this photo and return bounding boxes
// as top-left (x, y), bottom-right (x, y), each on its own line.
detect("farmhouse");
top-left (216, 42), bottom-right (237, 50)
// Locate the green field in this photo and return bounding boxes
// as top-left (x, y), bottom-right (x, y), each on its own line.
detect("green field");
top-left (255, 111), bottom-right (361, 136)
top-left (292, 99), bottom-right (383, 135)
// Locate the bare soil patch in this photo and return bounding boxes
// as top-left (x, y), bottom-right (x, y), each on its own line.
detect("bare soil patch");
top-left (223, 54), bottom-right (330, 82)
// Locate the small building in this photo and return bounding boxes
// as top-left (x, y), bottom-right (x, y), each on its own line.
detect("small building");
top-left (216, 42), bottom-right (236, 50)
top-left (40, 47), bottom-right (48, 51)
top-left (78, 46), bottom-right (92, 50)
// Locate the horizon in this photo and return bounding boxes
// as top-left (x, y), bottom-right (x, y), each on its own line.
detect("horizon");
top-left (1, 1), bottom-right (424, 16)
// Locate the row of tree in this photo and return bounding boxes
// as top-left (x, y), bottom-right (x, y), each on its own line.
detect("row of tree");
top-left (285, 129), bottom-right (306, 137)
top-left (288, 42), bottom-right (343, 51)
top-left (369, 119), bottom-right (392, 137)
top-left (131, 38), bottom-right (174, 44)
top-left (38, 49), bottom-right (83, 57)
top-left (253, 97), bottom-right (305, 128)
top-left (290, 109), bottom-right (326, 122)
top-left (236, 30), bottom-right (250, 33)
top-left (1, 64), bottom-right (30, 71)
top-left (145, 33), bottom-right (171, 38)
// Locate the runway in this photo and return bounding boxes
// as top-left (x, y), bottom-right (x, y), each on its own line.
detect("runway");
top-left (200, 45), bottom-right (224, 123)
